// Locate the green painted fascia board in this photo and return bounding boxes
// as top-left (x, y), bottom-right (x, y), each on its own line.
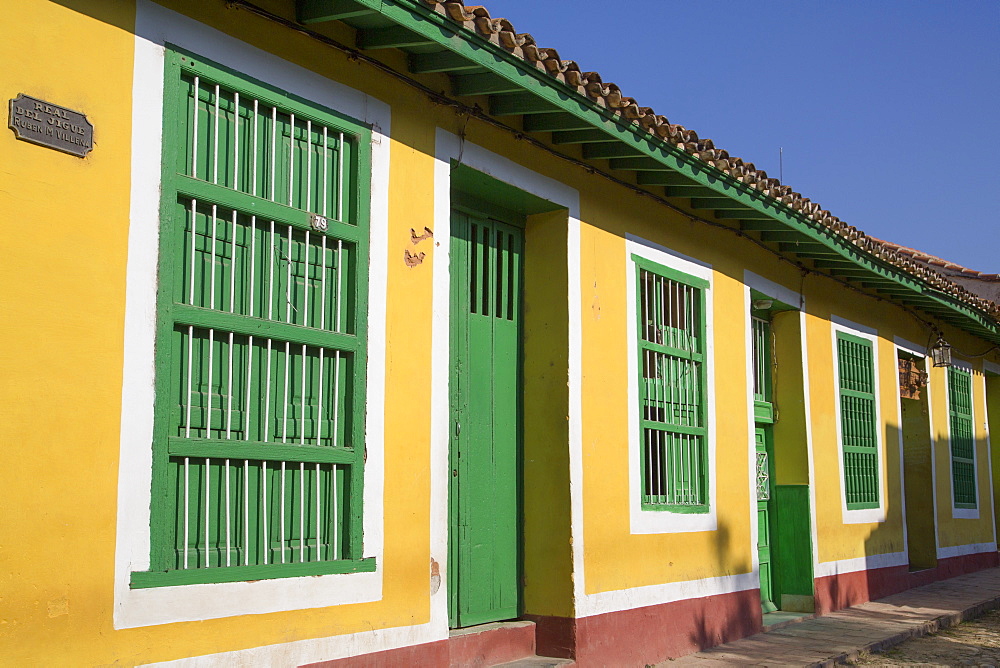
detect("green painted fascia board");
top-left (350, 0), bottom-right (999, 340)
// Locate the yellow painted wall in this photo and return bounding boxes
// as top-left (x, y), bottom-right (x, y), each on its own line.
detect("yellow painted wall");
top-left (1, 0), bottom-right (442, 663)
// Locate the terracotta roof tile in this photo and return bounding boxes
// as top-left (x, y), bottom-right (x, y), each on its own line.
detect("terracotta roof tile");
top-left (418, 0), bottom-right (1000, 321)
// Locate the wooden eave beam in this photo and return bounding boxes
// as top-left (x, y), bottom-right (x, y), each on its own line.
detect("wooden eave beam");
top-left (550, 129), bottom-right (617, 144)
top-left (452, 73), bottom-right (522, 96)
top-left (489, 93), bottom-right (561, 116)
top-left (690, 197), bottom-right (753, 211)
top-left (583, 143), bottom-right (647, 159)
top-left (522, 113), bottom-right (593, 132)
top-left (298, 0), bottom-right (374, 22)
top-left (608, 157), bottom-right (665, 171)
top-left (358, 25), bottom-right (436, 49)
top-left (759, 231), bottom-right (810, 243)
top-left (636, 171), bottom-right (700, 187)
top-left (409, 50), bottom-right (482, 74)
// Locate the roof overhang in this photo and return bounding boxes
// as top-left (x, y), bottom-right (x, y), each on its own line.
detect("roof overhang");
top-left (291, 0), bottom-right (1000, 345)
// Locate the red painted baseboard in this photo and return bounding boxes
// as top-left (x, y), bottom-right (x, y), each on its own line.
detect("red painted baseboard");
top-left (530, 588), bottom-right (762, 667)
top-left (815, 549), bottom-right (999, 614)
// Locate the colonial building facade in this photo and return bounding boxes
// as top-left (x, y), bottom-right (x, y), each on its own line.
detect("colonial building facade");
top-left (4, 1), bottom-right (1000, 665)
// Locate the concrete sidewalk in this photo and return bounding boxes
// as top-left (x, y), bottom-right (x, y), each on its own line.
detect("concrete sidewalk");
top-left (663, 566), bottom-right (1000, 667)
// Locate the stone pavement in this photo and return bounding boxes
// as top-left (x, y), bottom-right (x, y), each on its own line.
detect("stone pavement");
top-left (663, 567), bottom-right (1000, 667)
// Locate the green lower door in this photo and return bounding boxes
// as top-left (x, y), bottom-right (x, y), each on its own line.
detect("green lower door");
top-left (756, 426), bottom-right (777, 613)
top-left (449, 208), bottom-right (523, 628)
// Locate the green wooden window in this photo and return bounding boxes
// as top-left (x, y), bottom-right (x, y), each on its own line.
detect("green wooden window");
top-left (836, 332), bottom-right (880, 510)
top-left (634, 256), bottom-right (709, 512)
top-left (751, 315), bottom-right (774, 423)
top-left (132, 51), bottom-right (374, 588)
top-left (948, 366), bottom-right (977, 508)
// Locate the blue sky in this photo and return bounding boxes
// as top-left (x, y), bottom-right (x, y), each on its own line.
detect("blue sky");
top-left (494, 1), bottom-right (1000, 271)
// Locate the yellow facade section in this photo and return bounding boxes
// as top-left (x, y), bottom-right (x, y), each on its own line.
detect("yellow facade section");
top-left (1, 0), bottom-right (441, 663)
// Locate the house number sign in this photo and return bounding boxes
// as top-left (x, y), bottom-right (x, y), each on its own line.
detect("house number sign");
top-left (8, 94), bottom-right (93, 157)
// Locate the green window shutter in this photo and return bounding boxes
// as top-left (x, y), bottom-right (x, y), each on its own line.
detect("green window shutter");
top-left (948, 367), bottom-right (977, 508)
top-left (137, 51), bottom-right (373, 587)
top-left (836, 332), bottom-right (880, 510)
top-left (633, 255), bottom-right (709, 512)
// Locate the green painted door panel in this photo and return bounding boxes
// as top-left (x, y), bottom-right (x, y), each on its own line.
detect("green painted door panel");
top-left (449, 209), bottom-right (523, 628)
top-left (773, 484), bottom-right (815, 600)
top-left (755, 427), bottom-right (777, 613)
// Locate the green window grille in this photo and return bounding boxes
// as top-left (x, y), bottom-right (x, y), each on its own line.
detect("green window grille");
top-left (133, 51), bottom-right (374, 588)
top-left (948, 367), bottom-right (977, 508)
top-left (751, 315), bottom-right (774, 422)
top-left (836, 332), bottom-right (880, 510)
top-left (634, 256), bottom-right (709, 512)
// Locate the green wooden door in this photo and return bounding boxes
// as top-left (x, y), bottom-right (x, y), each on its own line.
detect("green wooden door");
top-left (449, 208), bottom-right (523, 628)
top-left (756, 426), bottom-right (777, 613)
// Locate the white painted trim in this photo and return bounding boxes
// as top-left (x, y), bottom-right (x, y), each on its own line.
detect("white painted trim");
top-left (813, 550), bottom-right (908, 578)
top-left (947, 359), bottom-right (980, 520)
top-left (985, 360), bottom-right (1000, 376)
top-left (579, 571), bottom-right (759, 616)
top-left (116, 0), bottom-right (394, 631)
top-left (937, 541), bottom-right (997, 560)
top-left (830, 317), bottom-right (887, 524)
top-left (625, 237), bottom-right (717, 534)
top-left (743, 285), bottom-right (759, 573)
top-left (744, 271), bottom-right (803, 311)
top-left (800, 310), bottom-right (823, 585)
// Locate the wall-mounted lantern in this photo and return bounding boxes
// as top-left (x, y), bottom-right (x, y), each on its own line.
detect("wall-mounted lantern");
top-left (930, 336), bottom-right (953, 368)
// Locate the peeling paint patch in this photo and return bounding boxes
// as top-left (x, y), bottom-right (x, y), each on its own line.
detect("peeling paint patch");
top-left (404, 249), bottom-right (426, 267)
top-left (47, 597), bottom-right (69, 618)
top-left (411, 227), bottom-right (434, 245)
top-left (430, 558), bottom-right (441, 595)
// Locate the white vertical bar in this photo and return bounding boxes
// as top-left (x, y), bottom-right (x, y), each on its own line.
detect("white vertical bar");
top-left (243, 460), bottom-right (249, 566)
top-left (262, 462), bottom-right (269, 565)
top-left (320, 236), bottom-right (328, 330)
top-left (191, 76), bottom-right (200, 179)
top-left (332, 241), bottom-right (343, 448)
top-left (225, 459), bottom-right (231, 567)
top-left (306, 119), bottom-right (312, 212)
top-left (185, 327), bottom-right (195, 438)
top-left (299, 462), bottom-right (306, 563)
top-left (188, 199), bottom-right (198, 306)
top-left (300, 344), bottom-right (308, 445)
top-left (335, 240), bottom-right (343, 332)
top-left (204, 456), bottom-right (211, 567)
top-left (229, 210), bottom-right (238, 313)
top-left (280, 462), bottom-right (286, 563)
top-left (209, 205), bottom-right (218, 311)
top-left (286, 225), bottom-right (294, 324)
top-left (226, 332), bottom-right (234, 438)
top-left (288, 113), bottom-right (295, 207)
top-left (264, 338), bottom-right (272, 442)
top-left (332, 466), bottom-right (338, 559)
top-left (315, 463), bottom-right (321, 561)
top-left (252, 99), bottom-right (259, 197)
top-left (206, 328), bottom-right (215, 436)
top-left (183, 457), bottom-right (190, 568)
top-left (316, 349), bottom-right (324, 446)
top-left (268, 220), bottom-right (276, 320)
top-left (282, 341), bottom-right (291, 443)
top-left (322, 127), bottom-right (329, 217)
top-left (244, 335), bottom-right (254, 441)
top-left (337, 132), bottom-right (344, 221)
top-left (233, 91), bottom-right (240, 191)
top-left (270, 106), bottom-right (277, 202)
top-left (213, 84), bottom-right (220, 185)
top-left (304, 231), bottom-right (311, 328)
top-left (249, 216), bottom-right (257, 318)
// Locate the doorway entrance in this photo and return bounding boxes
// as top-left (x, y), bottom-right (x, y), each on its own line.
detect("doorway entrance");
top-left (448, 204), bottom-right (524, 628)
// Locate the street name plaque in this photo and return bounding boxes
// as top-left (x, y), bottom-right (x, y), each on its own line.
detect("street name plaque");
top-left (8, 94), bottom-right (94, 157)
